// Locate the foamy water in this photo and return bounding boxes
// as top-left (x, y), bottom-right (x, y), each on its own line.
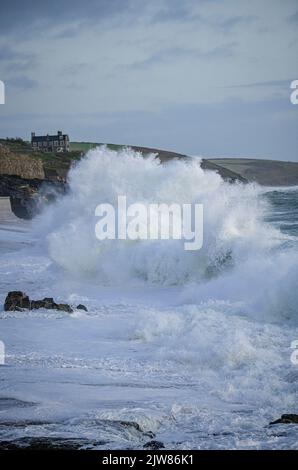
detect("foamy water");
top-left (0, 148), bottom-right (297, 449)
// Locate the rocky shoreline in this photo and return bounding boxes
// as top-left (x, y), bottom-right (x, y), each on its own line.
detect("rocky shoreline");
top-left (4, 291), bottom-right (87, 314)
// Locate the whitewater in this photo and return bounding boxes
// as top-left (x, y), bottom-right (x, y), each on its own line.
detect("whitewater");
top-left (0, 146), bottom-right (297, 449)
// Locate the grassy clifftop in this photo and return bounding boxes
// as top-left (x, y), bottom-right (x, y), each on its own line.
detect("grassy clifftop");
top-left (0, 139), bottom-right (191, 180)
top-left (1, 138), bottom-right (297, 186)
top-left (209, 158), bottom-right (298, 186)
top-left (0, 139), bottom-right (83, 179)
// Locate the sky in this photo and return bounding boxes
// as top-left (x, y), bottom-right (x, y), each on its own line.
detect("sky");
top-left (0, 0), bottom-right (297, 160)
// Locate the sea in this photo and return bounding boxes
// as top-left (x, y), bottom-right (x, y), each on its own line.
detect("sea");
top-left (0, 146), bottom-right (297, 449)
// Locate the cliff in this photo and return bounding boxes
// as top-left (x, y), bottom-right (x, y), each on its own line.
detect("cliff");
top-left (0, 143), bottom-right (45, 179)
top-left (1, 139), bottom-right (297, 220)
top-left (209, 158), bottom-right (298, 186)
top-left (0, 143), bottom-right (66, 219)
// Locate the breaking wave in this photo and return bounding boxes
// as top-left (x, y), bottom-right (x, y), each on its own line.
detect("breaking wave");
top-left (36, 146), bottom-right (298, 322)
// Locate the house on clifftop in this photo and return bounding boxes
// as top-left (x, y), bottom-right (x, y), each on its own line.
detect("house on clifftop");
top-left (31, 130), bottom-right (70, 152)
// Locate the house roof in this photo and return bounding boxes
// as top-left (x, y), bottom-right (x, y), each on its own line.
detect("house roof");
top-left (32, 134), bottom-right (69, 142)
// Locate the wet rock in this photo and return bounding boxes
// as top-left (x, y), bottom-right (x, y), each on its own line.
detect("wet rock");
top-left (143, 440), bottom-right (165, 449)
top-left (4, 291), bottom-right (30, 311)
top-left (270, 414), bottom-right (298, 425)
top-left (31, 299), bottom-right (73, 313)
top-left (30, 300), bottom-right (47, 310)
top-left (4, 292), bottom-right (73, 313)
top-left (76, 304), bottom-right (88, 311)
top-left (56, 303), bottom-right (73, 313)
top-left (0, 437), bottom-right (106, 450)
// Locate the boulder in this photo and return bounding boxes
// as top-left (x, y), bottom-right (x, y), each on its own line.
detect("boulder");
top-left (270, 414), bottom-right (298, 425)
top-left (76, 304), bottom-right (88, 311)
top-left (56, 303), bottom-right (73, 313)
top-left (4, 291), bottom-right (30, 311)
top-left (143, 440), bottom-right (165, 449)
top-left (4, 292), bottom-right (73, 313)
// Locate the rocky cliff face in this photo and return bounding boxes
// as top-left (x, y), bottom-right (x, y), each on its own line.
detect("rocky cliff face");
top-left (0, 143), bottom-right (45, 179)
top-left (0, 144), bottom-right (66, 219)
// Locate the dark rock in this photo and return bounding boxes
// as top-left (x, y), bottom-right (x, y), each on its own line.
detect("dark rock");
top-left (270, 414), bottom-right (298, 425)
top-left (31, 299), bottom-right (73, 313)
top-left (4, 291), bottom-right (30, 311)
top-left (56, 303), bottom-right (73, 313)
top-left (4, 291), bottom-right (73, 313)
top-left (143, 440), bottom-right (165, 450)
top-left (76, 304), bottom-right (88, 311)
top-left (0, 437), bottom-right (106, 450)
top-left (0, 143), bottom-right (67, 219)
top-left (42, 297), bottom-right (54, 303)
top-left (0, 174), bottom-right (67, 219)
top-left (30, 300), bottom-right (46, 309)
top-left (120, 421), bottom-right (154, 438)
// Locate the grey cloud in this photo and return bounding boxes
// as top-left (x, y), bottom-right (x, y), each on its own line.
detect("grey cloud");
top-left (227, 79), bottom-right (294, 88)
top-left (0, 45), bottom-right (23, 61)
top-left (200, 43), bottom-right (236, 58)
top-left (0, 0), bottom-right (133, 38)
top-left (60, 63), bottom-right (91, 76)
top-left (149, 0), bottom-right (222, 25)
top-left (219, 15), bottom-right (258, 31)
top-left (4, 59), bottom-right (37, 73)
top-left (129, 43), bottom-right (236, 69)
top-left (288, 11), bottom-right (298, 22)
top-left (150, 0), bottom-right (202, 24)
top-left (8, 76), bottom-right (38, 90)
top-left (54, 27), bottom-right (82, 39)
top-left (0, 45), bottom-right (37, 72)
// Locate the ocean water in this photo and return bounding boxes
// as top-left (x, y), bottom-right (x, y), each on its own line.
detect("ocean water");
top-left (0, 147), bottom-right (297, 450)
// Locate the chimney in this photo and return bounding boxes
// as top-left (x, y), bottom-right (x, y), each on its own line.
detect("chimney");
top-left (31, 132), bottom-right (35, 139)
top-left (58, 130), bottom-right (62, 136)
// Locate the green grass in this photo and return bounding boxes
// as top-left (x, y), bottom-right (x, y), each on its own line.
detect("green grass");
top-left (70, 141), bottom-right (125, 152)
top-left (1, 139), bottom-right (136, 178)
top-left (70, 141), bottom-right (99, 152)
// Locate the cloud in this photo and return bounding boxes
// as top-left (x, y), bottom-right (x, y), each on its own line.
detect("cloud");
top-left (0, 45), bottom-right (21, 61)
top-left (4, 60), bottom-right (37, 73)
top-left (0, 0), bottom-right (296, 162)
top-left (0, 0), bottom-right (133, 38)
top-left (288, 11), bottom-right (298, 23)
top-left (219, 15), bottom-right (258, 31)
top-left (227, 79), bottom-right (294, 89)
top-left (8, 76), bottom-right (38, 90)
top-left (0, 45), bottom-right (37, 71)
top-left (150, 0), bottom-right (202, 24)
top-left (59, 63), bottom-right (91, 76)
top-left (129, 43), bottom-right (236, 69)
